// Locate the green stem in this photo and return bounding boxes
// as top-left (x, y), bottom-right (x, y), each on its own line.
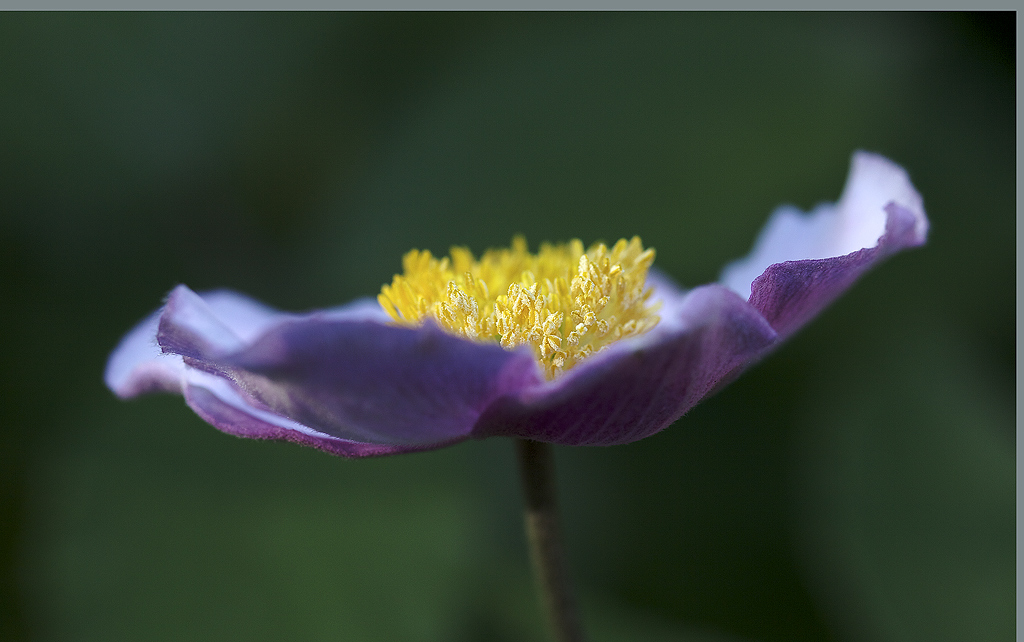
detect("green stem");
top-left (515, 439), bottom-right (588, 642)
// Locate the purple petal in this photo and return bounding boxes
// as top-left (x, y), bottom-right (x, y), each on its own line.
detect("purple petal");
top-left (471, 284), bottom-right (777, 446)
top-left (157, 285), bottom-right (543, 448)
top-left (181, 369), bottom-right (436, 457)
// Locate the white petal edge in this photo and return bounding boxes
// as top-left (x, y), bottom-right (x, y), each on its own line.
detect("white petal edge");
top-left (165, 286), bottom-right (391, 357)
top-left (104, 308), bottom-right (186, 397)
top-left (720, 151), bottom-right (927, 300)
top-left (201, 288), bottom-right (390, 334)
top-left (183, 368), bottom-right (343, 443)
top-left (107, 287), bottom-right (390, 399)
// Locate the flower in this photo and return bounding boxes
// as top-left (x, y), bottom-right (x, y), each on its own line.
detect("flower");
top-left (105, 151), bottom-right (927, 458)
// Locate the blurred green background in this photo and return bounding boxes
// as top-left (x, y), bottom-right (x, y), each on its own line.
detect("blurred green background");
top-left (0, 12), bottom-right (1014, 642)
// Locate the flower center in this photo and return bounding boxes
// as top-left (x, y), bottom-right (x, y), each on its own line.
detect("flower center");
top-left (378, 236), bottom-right (661, 379)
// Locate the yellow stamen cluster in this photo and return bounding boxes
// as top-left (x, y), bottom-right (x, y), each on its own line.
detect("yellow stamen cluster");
top-left (378, 236), bottom-right (661, 379)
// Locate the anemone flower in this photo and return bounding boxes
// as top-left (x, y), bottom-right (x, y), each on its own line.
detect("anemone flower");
top-left (105, 150), bottom-right (927, 642)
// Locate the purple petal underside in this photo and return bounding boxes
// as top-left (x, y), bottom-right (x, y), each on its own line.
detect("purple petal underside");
top-left (471, 285), bottom-right (777, 446)
top-left (157, 285), bottom-right (542, 449)
top-left (180, 369), bottom-right (446, 457)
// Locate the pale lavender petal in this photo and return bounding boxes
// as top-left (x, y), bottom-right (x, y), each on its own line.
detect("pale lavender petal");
top-left (192, 288), bottom-right (389, 339)
top-left (156, 285), bottom-right (392, 361)
top-left (194, 289), bottom-right (287, 343)
top-left (471, 284), bottom-right (777, 446)
top-left (721, 151), bottom-right (928, 300)
top-left (317, 298), bottom-right (392, 323)
top-left (157, 285), bottom-right (258, 359)
top-left (105, 308), bottom-right (187, 398)
top-left (106, 288), bottom-right (297, 399)
top-left (106, 286), bottom-right (385, 403)
top-left (645, 266), bottom-right (688, 307)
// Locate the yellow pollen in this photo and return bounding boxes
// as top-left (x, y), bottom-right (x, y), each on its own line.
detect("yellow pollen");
top-left (378, 236), bottom-right (661, 379)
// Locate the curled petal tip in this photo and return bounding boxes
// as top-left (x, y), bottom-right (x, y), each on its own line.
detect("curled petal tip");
top-left (721, 151), bottom-right (927, 302)
top-left (723, 151), bottom-right (928, 338)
